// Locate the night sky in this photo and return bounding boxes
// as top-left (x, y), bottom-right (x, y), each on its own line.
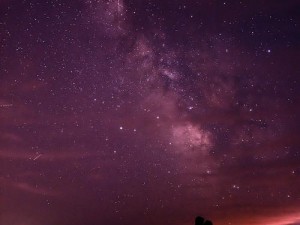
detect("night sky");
top-left (1, 1), bottom-right (300, 225)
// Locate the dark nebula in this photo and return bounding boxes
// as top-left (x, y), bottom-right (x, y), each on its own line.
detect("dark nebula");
top-left (1, 1), bottom-right (300, 225)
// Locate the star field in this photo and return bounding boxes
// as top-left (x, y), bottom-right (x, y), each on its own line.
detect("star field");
top-left (1, 1), bottom-right (300, 225)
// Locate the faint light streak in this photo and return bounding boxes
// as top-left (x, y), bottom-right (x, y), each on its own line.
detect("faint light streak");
top-left (33, 154), bottom-right (42, 161)
top-left (0, 104), bottom-right (13, 108)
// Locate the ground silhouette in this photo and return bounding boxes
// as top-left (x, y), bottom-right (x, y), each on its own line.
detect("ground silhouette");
top-left (195, 216), bottom-right (213, 225)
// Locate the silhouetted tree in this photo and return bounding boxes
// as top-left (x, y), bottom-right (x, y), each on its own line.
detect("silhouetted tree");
top-left (195, 216), bottom-right (213, 225)
top-left (195, 216), bottom-right (205, 225)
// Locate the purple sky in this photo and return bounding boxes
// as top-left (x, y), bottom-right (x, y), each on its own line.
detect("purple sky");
top-left (1, 1), bottom-right (300, 225)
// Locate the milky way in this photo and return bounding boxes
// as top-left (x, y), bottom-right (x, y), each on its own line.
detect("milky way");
top-left (1, 1), bottom-right (300, 225)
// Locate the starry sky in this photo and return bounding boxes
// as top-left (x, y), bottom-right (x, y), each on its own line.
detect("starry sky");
top-left (1, 1), bottom-right (300, 225)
